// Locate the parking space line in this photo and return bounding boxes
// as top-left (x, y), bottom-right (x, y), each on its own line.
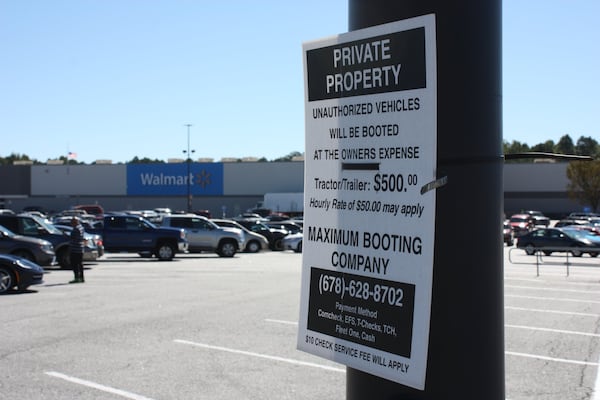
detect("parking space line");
top-left (506, 306), bottom-right (600, 317)
top-left (506, 294), bottom-right (600, 304)
top-left (506, 285), bottom-right (600, 294)
top-left (174, 339), bottom-right (345, 373)
top-left (506, 324), bottom-right (600, 337)
top-left (45, 371), bottom-right (155, 400)
top-left (594, 352), bottom-right (600, 400)
top-left (506, 351), bottom-right (599, 367)
top-left (265, 318), bottom-right (298, 326)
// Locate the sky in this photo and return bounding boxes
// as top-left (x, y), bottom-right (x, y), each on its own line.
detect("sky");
top-left (1, 1), bottom-right (598, 164)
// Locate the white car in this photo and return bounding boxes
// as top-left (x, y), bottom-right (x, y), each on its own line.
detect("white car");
top-left (282, 232), bottom-right (303, 253)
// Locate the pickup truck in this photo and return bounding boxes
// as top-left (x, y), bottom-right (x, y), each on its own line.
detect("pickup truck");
top-left (90, 214), bottom-right (188, 260)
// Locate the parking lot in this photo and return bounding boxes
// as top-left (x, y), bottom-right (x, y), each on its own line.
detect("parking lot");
top-left (2, 248), bottom-right (600, 399)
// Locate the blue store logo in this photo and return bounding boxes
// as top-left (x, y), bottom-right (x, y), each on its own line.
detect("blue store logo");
top-left (127, 163), bottom-right (223, 196)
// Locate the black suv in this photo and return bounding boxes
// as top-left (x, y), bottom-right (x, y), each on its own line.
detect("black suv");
top-left (0, 214), bottom-right (95, 268)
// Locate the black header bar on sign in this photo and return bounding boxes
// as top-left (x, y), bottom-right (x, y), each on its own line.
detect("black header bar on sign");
top-left (306, 27), bottom-right (426, 101)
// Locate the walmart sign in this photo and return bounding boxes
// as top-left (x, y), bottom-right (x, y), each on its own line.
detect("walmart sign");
top-left (127, 163), bottom-right (224, 196)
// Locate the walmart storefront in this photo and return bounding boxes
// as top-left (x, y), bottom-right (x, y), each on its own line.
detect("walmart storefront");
top-left (0, 161), bottom-right (589, 218)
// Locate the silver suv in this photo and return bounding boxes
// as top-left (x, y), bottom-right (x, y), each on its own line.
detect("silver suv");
top-left (161, 214), bottom-right (243, 257)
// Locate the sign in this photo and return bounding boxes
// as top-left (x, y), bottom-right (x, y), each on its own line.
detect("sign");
top-left (297, 15), bottom-right (437, 390)
top-left (126, 163), bottom-right (224, 196)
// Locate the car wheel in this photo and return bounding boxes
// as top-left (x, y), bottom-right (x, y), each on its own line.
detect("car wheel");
top-left (57, 248), bottom-right (71, 269)
top-left (570, 246), bottom-right (583, 257)
top-left (245, 240), bottom-right (261, 253)
top-left (0, 267), bottom-right (14, 294)
top-left (155, 243), bottom-right (175, 261)
top-left (294, 241), bottom-right (303, 253)
top-left (543, 251), bottom-right (552, 256)
top-left (524, 244), bottom-right (535, 256)
top-left (273, 238), bottom-right (284, 251)
top-left (218, 241), bottom-right (236, 258)
top-left (12, 250), bottom-right (35, 263)
top-left (590, 252), bottom-right (599, 258)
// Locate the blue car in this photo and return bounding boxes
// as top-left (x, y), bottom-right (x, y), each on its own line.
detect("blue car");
top-left (0, 254), bottom-right (45, 293)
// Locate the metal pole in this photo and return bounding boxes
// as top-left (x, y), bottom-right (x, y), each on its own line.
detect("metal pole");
top-left (185, 123), bottom-right (193, 213)
top-left (346, 1), bottom-right (504, 399)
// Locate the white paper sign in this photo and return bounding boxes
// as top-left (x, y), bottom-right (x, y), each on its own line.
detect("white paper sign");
top-left (297, 14), bottom-right (437, 390)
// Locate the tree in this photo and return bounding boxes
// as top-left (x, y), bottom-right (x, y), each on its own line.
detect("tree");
top-left (566, 160), bottom-right (600, 212)
top-left (575, 136), bottom-right (599, 158)
top-left (530, 140), bottom-right (555, 153)
top-left (554, 134), bottom-right (575, 155)
top-left (272, 151), bottom-right (303, 162)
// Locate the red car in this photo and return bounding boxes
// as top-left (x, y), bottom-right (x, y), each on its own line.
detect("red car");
top-left (508, 214), bottom-right (534, 237)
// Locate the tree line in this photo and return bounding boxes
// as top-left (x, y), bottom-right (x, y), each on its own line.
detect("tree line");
top-left (504, 134), bottom-right (599, 162)
top-left (0, 151), bottom-right (305, 166)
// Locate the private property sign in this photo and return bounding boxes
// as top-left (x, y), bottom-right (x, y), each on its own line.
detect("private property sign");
top-left (297, 15), bottom-right (437, 390)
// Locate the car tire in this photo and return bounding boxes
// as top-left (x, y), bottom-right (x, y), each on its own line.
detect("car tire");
top-left (294, 241), bottom-right (303, 253)
top-left (570, 246), bottom-right (583, 257)
top-left (524, 244), bottom-right (535, 256)
top-left (543, 251), bottom-right (552, 256)
top-left (245, 240), bottom-right (261, 253)
top-left (56, 248), bottom-right (71, 269)
top-left (155, 243), bottom-right (175, 261)
top-left (218, 241), bottom-right (237, 258)
top-left (590, 252), bottom-right (599, 258)
top-left (0, 267), bottom-right (14, 294)
top-left (273, 238), bottom-right (284, 251)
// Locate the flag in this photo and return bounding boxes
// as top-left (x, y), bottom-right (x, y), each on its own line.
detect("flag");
top-left (67, 152), bottom-right (77, 160)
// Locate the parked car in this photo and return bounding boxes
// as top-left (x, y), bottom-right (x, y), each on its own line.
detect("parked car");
top-left (0, 253), bottom-right (45, 293)
top-left (73, 204), bottom-right (105, 220)
top-left (282, 232), bottom-right (303, 253)
top-left (567, 212), bottom-right (600, 221)
top-left (161, 214), bottom-right (243, 257)
top-left (211, 219), bottom-right (269, 253)
top-left (54, 224), bottom-right (105, 259)
top-left (0, 214), bottom-right (98, 268)
top-left (0, 224), bottom-right (55, 266)
top-left (517, 227), bottom-right (600, 257)
top-left (503, 222), bottom-right (514, 246)
top-left (234, 219), bottom-right (288, 251)
top-left (508, 214), bottom-right (534, 237)
top-left (88, 214), bottom-right (188, 261)
top-left (265, 221), bottom-right (303, 235)
top-left (522, 210), bottom-right (550, 227)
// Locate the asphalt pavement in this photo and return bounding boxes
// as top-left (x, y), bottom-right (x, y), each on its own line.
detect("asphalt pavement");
top-left (2, 248), bottom-right (600, 399)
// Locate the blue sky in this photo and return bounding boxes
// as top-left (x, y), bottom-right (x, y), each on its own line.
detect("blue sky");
top-left (1, 1), bottom-right (598, 164)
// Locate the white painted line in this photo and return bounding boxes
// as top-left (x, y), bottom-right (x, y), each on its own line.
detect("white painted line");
top-left (506, 306), bottom-right (600, 318)
top-left (506, 351), bottom-right (599, 367)
top-left (174, 339), bottom-right (345, 373)
top-left (265, 318), bottom-right (298, 326)
top-left (506, 294), bottom-right (600, 304)
top-left (45, 371), bottom-right (155, 400)
top-left (593, 351), bottom-right (600, 400)
top-left (506, 324), bottom-right (600, 338)
top-left (506, 285), bottom-right (600, 294)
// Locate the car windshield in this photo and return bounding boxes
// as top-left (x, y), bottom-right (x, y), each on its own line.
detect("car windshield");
top-left (31, 215), bottom-right (63, 234)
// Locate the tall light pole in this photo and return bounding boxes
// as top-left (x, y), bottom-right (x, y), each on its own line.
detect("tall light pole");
top-left (183, 124), bottom-right (195, 213)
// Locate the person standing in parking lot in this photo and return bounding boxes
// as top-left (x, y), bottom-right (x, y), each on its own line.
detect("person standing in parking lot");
top-left (69, 217), bottom-right (86, 283)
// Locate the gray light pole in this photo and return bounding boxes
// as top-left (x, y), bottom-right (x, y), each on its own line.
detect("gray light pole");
top-left (183, 123), bottom-right (195, 213)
